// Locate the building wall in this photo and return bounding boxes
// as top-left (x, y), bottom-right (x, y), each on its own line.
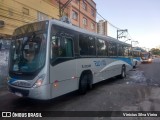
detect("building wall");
top-left (76, 0), bottom-right (96, 33)
top-left (60, 0), bottom-right (97, 33)
top-left (97, 20), bottom-right (108, 36)
top-left (0, 0), bottom-right (97, 38)
top-left (0, 0), bottom-right (59, 37)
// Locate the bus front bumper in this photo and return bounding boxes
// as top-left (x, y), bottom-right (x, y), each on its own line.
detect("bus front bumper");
top-left (8, 84), bottom-right (51, 100)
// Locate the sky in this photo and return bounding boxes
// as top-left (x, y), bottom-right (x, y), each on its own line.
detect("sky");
top-left (94, 0), bottom-right (160, 49)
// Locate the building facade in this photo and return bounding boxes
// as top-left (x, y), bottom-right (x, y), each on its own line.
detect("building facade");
top-left (0, 0), bottom-right (97, 38)
top-left (0, 0), bottom-right (59, 38)
top-left (97, 20), bottom-right (108, 36)
top-left (59, 0), bottom-right (97, 33)
top-left (70, 0), bottom-right (97, 32)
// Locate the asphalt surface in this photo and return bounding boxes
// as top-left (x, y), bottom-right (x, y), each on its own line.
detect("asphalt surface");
top-left (0, 58), bottom-right (160, 120)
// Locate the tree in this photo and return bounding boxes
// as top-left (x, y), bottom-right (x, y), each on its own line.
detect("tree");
top-left (150, 48), bottom-right (160, 55)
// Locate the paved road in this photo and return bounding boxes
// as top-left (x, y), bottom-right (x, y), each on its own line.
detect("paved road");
top-left (139, 58), bottom-right (160, 85)
top-left (1, 58), bottom-right (160, 120)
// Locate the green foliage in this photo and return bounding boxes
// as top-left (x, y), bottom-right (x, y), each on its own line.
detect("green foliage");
top-left (151, 48), bottom-right (160, 55)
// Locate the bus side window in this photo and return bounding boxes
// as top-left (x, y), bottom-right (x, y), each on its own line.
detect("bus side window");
top-left (59, 37), bottom-right (73, 57)
top-left (51, 36), bottom-right (60, 59)
top-left (51, 36), bottom-right (73, 60)
top-left (64, 37), bottom-right (73, 57)
top-left (79, 34), bottom-right (96, 56)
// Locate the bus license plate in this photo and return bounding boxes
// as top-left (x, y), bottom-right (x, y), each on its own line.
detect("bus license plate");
top-left (15, 92), bottom-right (23, 97)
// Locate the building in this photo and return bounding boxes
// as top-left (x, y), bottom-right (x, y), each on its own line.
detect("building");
top-left (0, 0), bottom-right (97, 39)
top-left (59, 0), bottom-right (97, 33)
top-left (0, 0), bottom-right (59, 38)
top-left (97, 20), bottom-right (108, 36)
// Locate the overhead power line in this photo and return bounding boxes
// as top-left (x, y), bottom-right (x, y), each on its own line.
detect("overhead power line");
top-left (96, 11), bottom-right (139, 44)
top-left (96, 11), bottom-right (121, 30)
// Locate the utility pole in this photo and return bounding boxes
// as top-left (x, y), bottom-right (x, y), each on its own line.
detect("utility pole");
top-left (131, 40), bottom-right (138, 47)
top-left (117, 29), bottom-right (128, 40)
top-left (130, 40), bottom-right (138, 56)
top-left (59, 0), bottom-right (72, 17)
top-left (124, 39), bottom-right (131, 43)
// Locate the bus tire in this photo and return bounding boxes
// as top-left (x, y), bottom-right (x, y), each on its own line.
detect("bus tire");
top-left (133, 61), bottom-right (137, 68)
top-left (87, 74), bottom-right (93, 90)
top-left (79, 75), bottom-right (88, 94)
top-left (119, 65), bottom-right (126, 79)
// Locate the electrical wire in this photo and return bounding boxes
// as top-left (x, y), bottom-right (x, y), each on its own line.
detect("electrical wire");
top-left (96, 11), bottom-right (121, 30)
top-left (96, 11), bottom-right (140, 45)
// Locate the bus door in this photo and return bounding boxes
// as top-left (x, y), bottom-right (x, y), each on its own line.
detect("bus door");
top-left (49, 25), bottom-right (77, 98)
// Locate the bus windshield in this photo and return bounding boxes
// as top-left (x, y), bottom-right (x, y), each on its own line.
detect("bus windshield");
top-left (141, 53), bottom-right (148, 58)
top-left (9, 21), bottom-right (48, 75)
top-left (141, 52), bottom-right (152, 59)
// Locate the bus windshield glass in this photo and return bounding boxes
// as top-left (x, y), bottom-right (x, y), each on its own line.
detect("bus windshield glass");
top-left (9, 21), bottom-right (48, 74)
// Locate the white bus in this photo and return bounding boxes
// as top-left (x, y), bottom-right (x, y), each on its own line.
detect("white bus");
top-left (141, 51), bottom-right (152, 63)
top-left (8, 19), bottom-right (133, 100)
top-left (131, 48), bottom-right (142, 68)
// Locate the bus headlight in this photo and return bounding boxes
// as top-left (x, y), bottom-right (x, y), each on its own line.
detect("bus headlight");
top-left (33, 74), bottom-right (45, 88)
top-left (148, 58), bottom-right (152, 62)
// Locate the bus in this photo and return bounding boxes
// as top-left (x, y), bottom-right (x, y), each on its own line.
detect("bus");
top-left (131, 48), bottom-right (142, 68)
top-left (8, 19), bottom-right (133, 100)
top-left (141, 51), bottom-right (152, 63)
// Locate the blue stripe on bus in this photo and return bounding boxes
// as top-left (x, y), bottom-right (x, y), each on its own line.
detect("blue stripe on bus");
top-left (113, 57), bottom-right (133, 66)
top-left (8, 78), bottom-right (17, 84)
top-left (134, 57), bottom-right (141, 61)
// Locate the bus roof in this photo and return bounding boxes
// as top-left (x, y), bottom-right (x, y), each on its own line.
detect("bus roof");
top-left (49, 19), bottom-right (131, 47)
top-left (14, 19), bottom-right (131, 47)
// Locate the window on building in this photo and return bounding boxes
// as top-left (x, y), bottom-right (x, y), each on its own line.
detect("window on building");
top-left (82, 18), bottom-right (87, 26)
top-left (91, 23), bottom-right (95, 30)
top-left (97, 39), bottom-right (108, 56)
top-left (37, 12), bottom-right (48, 21)
top-left (22, 7), bottom-right (29, 15)
top-left (91, 9), bottom-right (95, 17)
top-left (79, 34), bottom-right (96, 56)
top-left (72, 11), bottom-right (78, 20)
top-left (82, 1), bottom-right (87, 11)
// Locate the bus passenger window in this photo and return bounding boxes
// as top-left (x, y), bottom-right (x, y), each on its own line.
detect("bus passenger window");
top-left (51, 36), bottom-right (73, 60)
top-left (51, 36), bottom-right (60, 59)
top-left (79, 34), bottom-right (96, 56)
top-left (64, 38), bottom-right (73, 57)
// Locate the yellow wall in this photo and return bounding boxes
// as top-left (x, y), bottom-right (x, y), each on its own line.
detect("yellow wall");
top-left (0, 0), bottom-right (59, 37)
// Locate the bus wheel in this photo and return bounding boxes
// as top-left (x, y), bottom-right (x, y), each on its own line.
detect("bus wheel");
top-left (119, 66), bottom-right (126, 79)
top-left (133, 61), bottom-right (137, 68)
top-left (87, 74), bottom-right (93, 90)
top-left (79, 75), bottom-right (88, 94)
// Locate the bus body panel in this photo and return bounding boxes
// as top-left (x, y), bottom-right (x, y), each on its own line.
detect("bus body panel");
top-left (8, 82), bottom-right (51, 100)
top-left (49, 59), bottom-right (78, 98)
top-left (141, 52), bottom-right (152, 63)
top-left (49, 57), bottom-right (132, 99)
top-left (8, 19), bottom-right (133, 100)
top-left (133, 57), bottom-right (141, 66)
